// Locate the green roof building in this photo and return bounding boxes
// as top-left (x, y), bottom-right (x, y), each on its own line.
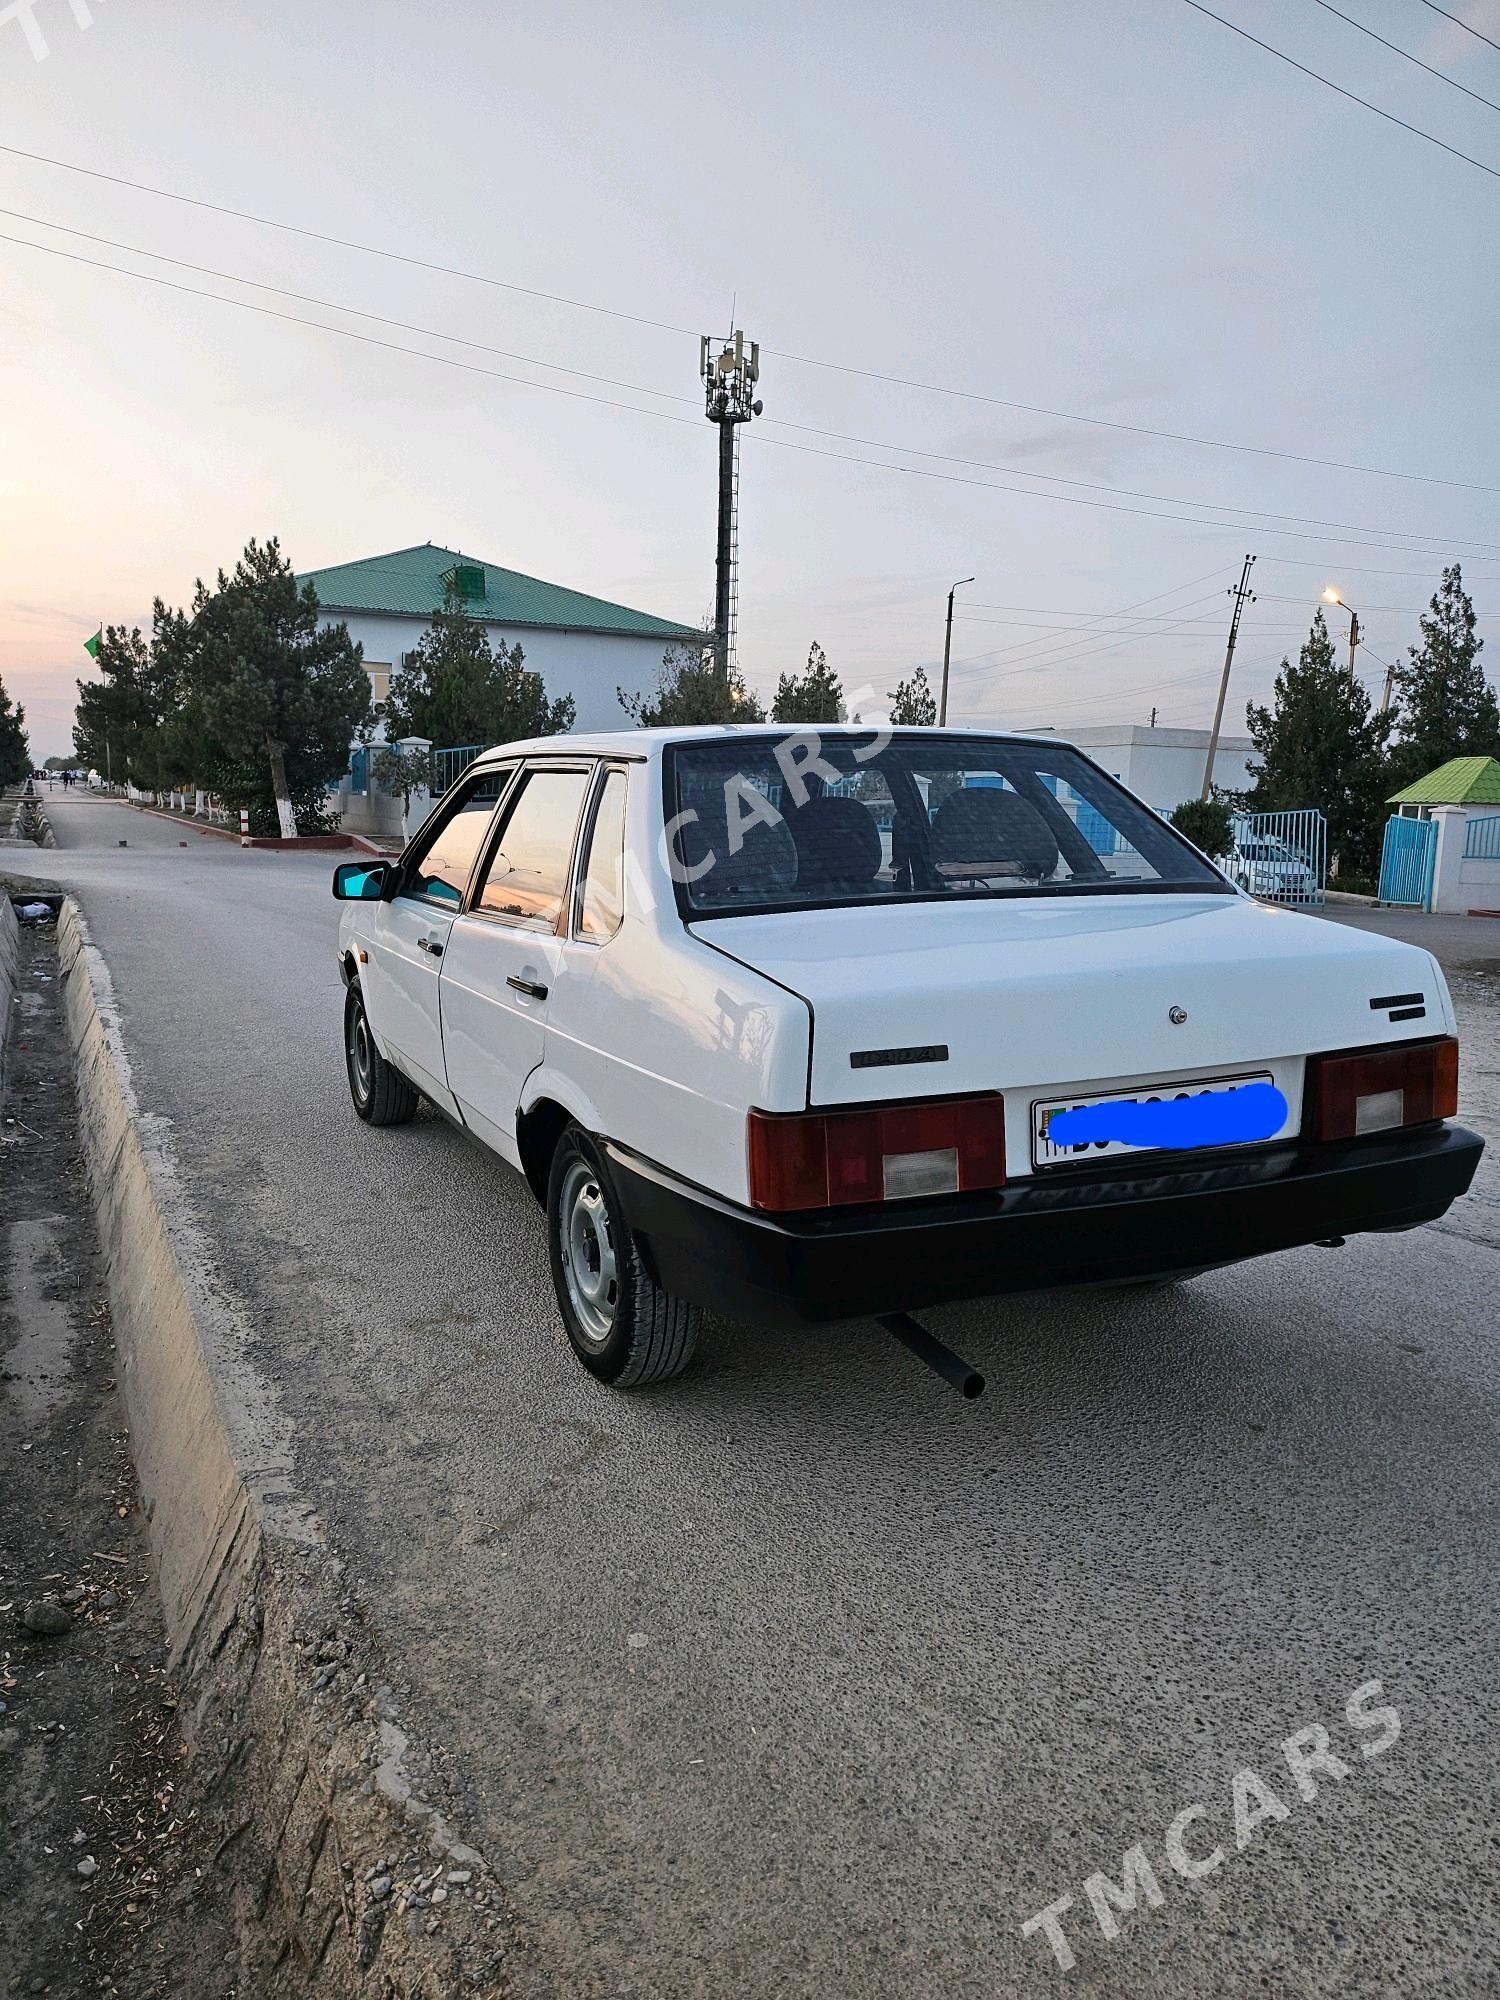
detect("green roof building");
top-left (297, 543), bottom-right (697, 733)
top-left (1388, 756), bottom-right (1500, 808)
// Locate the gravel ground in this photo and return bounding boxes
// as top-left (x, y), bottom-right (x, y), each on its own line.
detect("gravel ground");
top-left (0, 912), bottom-right (237, 2000)
top-left (13, 798), bottom-right (1500, 1999)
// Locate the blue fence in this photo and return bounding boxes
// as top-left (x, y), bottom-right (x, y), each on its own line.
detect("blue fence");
top-left (1464, 813), bottom-right (1500, 861)
top-left (1378, 814), bottom-right (1437, 908)
top-left (432, 744), bottom-right (482, 795)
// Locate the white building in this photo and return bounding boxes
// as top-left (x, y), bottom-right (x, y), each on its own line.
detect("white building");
top-left (1040, 724), bottom-right (1257, 813)
top-left (301, 542), bottom-right (697, 838)
top-left (298, 541), bottom-right (697, 732)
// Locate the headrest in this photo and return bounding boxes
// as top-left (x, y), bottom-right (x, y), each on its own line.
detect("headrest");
top-left (929, 786), bottom-right (1059, 881)
top-left (786, 795), bottom-right (883, 888)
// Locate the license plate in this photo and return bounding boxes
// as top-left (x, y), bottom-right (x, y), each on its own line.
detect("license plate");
top-left (1032, 1071), bottom-right (1276, 1168)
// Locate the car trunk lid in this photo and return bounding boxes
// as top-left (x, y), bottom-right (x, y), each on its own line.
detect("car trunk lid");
top-left (690, 893), bottom-right (1443, 1113)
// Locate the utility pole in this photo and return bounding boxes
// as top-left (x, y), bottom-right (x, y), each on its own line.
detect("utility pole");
top-left (700, 330), bottom-right (762, 694)
top-left (1380, 658), bottom-right (1397, 713)
top-left (938, 577), bottom-right (975, 726)
top-left (1346, 609), bottom-right (1360, 687)
top-left (1200, 554), bottom-right (1256, 800)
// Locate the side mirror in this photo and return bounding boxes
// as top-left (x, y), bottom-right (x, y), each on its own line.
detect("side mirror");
top-left (332, 861), bottom-right (389, 901)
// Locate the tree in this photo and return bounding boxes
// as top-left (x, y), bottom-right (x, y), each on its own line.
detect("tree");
top-left (178, 537), bottom-right (371, 837)
top-left (618, 629), bottom-right (766, 726)
top-left (886, 664), bottom-right (937, 727)
top-left (371, 742), bottom-right (433, 819)
top-left (74, 623), bottom-right (150, 786)
top-left (1244, 610), bottom-right (1391, 875)
top-left (384, 591), bottom-right (575, 749)
top-left (772, 642), bottom-right (843, 725)
top-left (1169, 796), bottom-right (1232, 859)
top-left (1388, 563), bottom-right (1498, 792)
top-left (0, 674), bottom-right (29, 785)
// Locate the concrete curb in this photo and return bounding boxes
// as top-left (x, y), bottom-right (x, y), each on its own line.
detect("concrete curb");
top-left (56, 896), bottom-right (517, 1996)
top-left (123, 801), bottom-right (398, 856)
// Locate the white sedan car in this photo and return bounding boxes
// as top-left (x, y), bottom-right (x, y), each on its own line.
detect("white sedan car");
top-left (334, 726), bottom-right (1480, 1391)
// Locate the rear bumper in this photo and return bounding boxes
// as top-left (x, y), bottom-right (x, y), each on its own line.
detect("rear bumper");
top-left (605, 1124), bottom-right (1484, 1328)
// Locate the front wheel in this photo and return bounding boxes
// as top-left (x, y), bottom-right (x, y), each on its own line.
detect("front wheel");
top-left (546, 1127), bottom-right (700, 1386)
top-left (344, 983), bottom-right (418, 1126)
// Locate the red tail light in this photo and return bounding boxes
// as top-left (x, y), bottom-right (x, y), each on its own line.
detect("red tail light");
top-left (747, 1095), bottom-right (1005, 1212)
top-left (1306, 1037), bottom-right (1458, 1142)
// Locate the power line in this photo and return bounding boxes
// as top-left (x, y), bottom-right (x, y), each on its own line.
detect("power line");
top-left (745, 429), bottom-right (1492, 558)
top-left (0, 205), bottom-right (699, 409)
top-left (1416, 0), bottom-right (1500, 57)
top-left (7, 226), bottom-right (1485, 565)
top-left (951, 592), bottom-right (1239, 678)
top-left (0, 228), bottom-right (711, 427)
top-left (1181, 0), bottom-right (1500, 181)
top-left (16, 202), bottom-right (1486, 553)
top-left (757, 407), bottom-right (1495, 553)
top-left (948, 574), bottom-right (1233, 673)
top-left (2, 139), bottom-right (1496, 496)
top-left (1257, 553), bottom-right (1500, 578)
top-left (1305, 0), bottom-right (1500, 114)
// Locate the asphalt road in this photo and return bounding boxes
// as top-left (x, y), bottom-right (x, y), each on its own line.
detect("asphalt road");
top-left (16, 795), bottom-right (1500, 1998)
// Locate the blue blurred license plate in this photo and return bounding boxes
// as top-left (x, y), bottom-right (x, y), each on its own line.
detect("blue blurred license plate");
top-left (1032, 1071), bottom-right (1274, 1167)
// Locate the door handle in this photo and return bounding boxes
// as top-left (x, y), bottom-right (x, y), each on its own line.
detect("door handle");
top-left (417, 936), bottom-right (444, 957)
top-left (506, 974), bottom-right (548, 1001)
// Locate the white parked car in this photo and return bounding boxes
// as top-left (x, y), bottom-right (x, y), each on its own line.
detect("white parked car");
top-left (334, 727), bottom-right (1480, 1391)
top-left (1227, 830), bottom-right (1319, 901)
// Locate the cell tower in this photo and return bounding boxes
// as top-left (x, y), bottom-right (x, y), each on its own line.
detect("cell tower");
top-left (699, 329), bottom-right (762, 688)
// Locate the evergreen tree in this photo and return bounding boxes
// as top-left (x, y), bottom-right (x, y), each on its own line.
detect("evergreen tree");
top-left (1388, 563), bottom-right (1498, 791)
top-left (385, 590), bottom-right (574, 748)
top-left (886, 664), bottom-right (937, 726)
top-left (178, 538), bottom-right (371, 837)
top-left (772, 642), bottom-right (843, 724)
top-left (619, 630), bottom-right (766, 725)
top-left (1169, 796), bottom-right (1232, 858)
top-left (1244, 610), bottom-right (1391, 874)
top-left (0, 674), bottom-right (29, 785)
top-left (74, 623), bottom-right (149, 784)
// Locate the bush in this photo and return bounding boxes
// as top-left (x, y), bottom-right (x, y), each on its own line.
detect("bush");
top-left (1169, 796), bottom-right (1233, 859)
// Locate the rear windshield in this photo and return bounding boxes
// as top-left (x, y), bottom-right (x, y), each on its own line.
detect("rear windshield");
top-left (666, 733), bottom-right (1229, 916)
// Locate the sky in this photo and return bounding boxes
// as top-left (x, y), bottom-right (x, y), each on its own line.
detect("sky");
top-left (1, 0), bottom-right (1497, 761)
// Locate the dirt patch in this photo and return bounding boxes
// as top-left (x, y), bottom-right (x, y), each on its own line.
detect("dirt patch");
top-left (0, 921), bottom-right (238, 1997)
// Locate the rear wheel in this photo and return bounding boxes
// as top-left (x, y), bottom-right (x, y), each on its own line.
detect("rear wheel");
top-left (344, 982), bottom-right (418, 1126)
top-left (547, 1126), bottom-right (700, 1387)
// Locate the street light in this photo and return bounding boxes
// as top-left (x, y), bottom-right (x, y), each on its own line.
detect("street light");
top-left (938, 577), bottom-right (975, 726)
top-left (1322, 587), bottom-right (1360, 685)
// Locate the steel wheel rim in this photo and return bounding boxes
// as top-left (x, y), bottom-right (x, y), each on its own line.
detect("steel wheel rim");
top-left (559, 1159), bottom-right (618, 1347)
top-left (348, 1003), bottom-right (372, 1101)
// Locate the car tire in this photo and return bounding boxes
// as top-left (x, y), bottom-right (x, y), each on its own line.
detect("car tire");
top-left (344, 982), bottom-right (419, 1126)
top-left (547, 1125), bottom-right (700, 1387)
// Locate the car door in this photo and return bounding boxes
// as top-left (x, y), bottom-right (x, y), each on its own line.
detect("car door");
top-left (439, 761), bottom-right (594, 1162)
top-left (362, 766), bottom-right (515, 1112)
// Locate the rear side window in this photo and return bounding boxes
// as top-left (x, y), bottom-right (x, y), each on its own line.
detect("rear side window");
top-left (475, 767), bottom-right (590, 926)
top-left (403, 769), bottom-right (511, 906)
top-left (578, 769), bottom-right (627, 941)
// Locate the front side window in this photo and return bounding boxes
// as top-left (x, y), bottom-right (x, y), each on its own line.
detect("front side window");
top-left (666, 733), bottom-right (1229, 917)
top-left (402, 768), bottom-right (512, 906)
top-left (577, 769), bottom-right (628, 941)
top-left (474, 766), bottom-right (591, 926)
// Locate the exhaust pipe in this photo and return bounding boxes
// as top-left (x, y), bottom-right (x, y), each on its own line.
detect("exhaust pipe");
top-left (877, 1313), bottom-right (986, 1399)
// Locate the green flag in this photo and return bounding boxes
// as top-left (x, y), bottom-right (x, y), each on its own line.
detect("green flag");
top-left (83, 628), bottom-right (102, 659)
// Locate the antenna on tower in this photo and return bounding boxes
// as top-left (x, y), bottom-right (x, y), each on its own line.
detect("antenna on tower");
top-left (700, 328), bottom-right (762, 691)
